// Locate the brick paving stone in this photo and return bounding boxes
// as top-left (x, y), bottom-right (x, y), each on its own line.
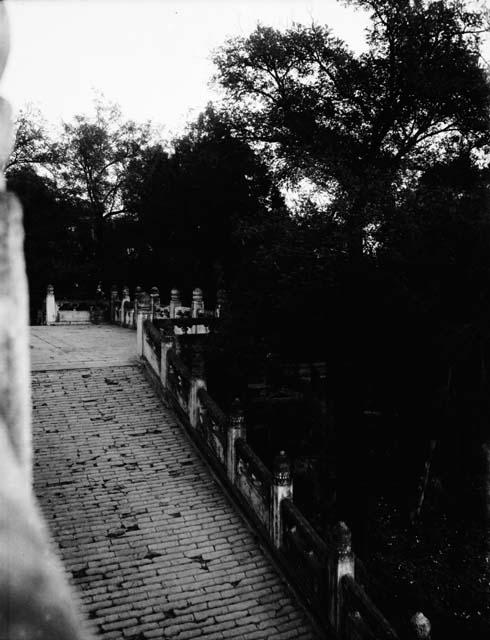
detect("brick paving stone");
top-left (32, 325), bottom-right (320, 639)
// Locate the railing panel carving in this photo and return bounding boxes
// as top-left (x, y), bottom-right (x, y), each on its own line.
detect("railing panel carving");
top-left (195, 387), bottom-right (226, 463)
top-left (281, 498), bottom-right (329, 619)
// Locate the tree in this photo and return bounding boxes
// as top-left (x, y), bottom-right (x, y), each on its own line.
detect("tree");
top-left (213, 0), bottom-right (490, 259)
top-left (6, 105), bottom-right (57, 175)
top-left (123, 105), bottom-right (288, 292)
top-left (56, 99), bottom-right (153, 255)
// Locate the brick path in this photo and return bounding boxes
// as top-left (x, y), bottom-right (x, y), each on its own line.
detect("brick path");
top-left (31, 325), bottom-right (138, 371)
top-left (31, 326), bottom-right (319, 639)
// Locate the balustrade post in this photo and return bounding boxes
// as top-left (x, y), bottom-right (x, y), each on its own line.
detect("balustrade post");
top-left (150, 286), bottom-right (160, 320)
top-left (191, 287), bottom-right (204, 334)
top-left (189, 339), bottom-right (206, 427)
top-left (329, 521), bottom-right (355, 633)
top-left (133, 286), bottom-right (142, 329)
top-left (136, 291), bottom-right (151, 357)
top-left (110, 284), bottom-right (118, 323)
top-left (121, 285), bottom-right (130, 326)
top-left (271, 451), bottom-right (293, 549)
top-left (169, 288), bottom-right (181, 319)
top-left (226, 398), bottom-right (246, 483)
top-left (160, 321), bottom-right (175, 389)
top-left (45, 284), bottom-right (57, 325)
top-left (410, 612), bottom-right (431, 640)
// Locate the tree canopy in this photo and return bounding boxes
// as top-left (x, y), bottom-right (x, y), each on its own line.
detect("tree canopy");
top-left (213, 0), bottom-right (490, 257)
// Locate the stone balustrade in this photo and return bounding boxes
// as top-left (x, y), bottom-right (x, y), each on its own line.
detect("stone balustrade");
top-left (135, 313), bottom-right (432, 640)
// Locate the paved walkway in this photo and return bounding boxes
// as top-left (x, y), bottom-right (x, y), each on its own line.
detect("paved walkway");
top-left (31, 325), bottom-right (138, 370)
top-left (31, 326), bottom-right (319, 639)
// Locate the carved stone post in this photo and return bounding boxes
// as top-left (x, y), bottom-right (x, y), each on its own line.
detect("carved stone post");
top-left (191, 287), bottom-right (204, 334)
top-left (150, 286), bottom-right (160, 320)
top-left (226, 398), bottom-right (246, 483)
top-left (329, 521), bottom-right (355, 633)
top-left (189, 339), bottom-right (206, 427)
top-left (410, 612), bottom-right (431, 640)
top-left (160, 321), bottom-right (175, 389)
top-left (121, 285), bottom-right (130, 326)
top-left (110, 285), bottom-right (118, 323)
top-left (45, 284), bottom-right (57, 325)
top-left (136, 291), bottom-right (151, 357)
top-left (271, 451), bottom-right (293, 549)
top-left (133, 285), bottom-right (142, 329)
top-left (169, 288), bottom-right (181, 319)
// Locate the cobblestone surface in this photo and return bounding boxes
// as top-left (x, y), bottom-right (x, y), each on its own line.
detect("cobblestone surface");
top-left (32, 326), bottom-right (319, 639)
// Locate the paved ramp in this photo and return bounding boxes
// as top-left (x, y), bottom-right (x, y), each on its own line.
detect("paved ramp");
top-left (31, 326), bottom-right (319, 639)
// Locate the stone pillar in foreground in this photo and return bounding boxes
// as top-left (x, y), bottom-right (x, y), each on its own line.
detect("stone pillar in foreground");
top-left (271, 450), bottom-right (293, 549)
top-left (226, 398), bottom-right (246, 483)
top-left (45, 284), bottom-right (57, 325)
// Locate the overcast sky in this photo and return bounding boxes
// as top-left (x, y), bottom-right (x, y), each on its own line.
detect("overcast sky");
top-left (2, 0), bottom-right (370, 135)
top-left (2, 0), bottom-right (489, 137)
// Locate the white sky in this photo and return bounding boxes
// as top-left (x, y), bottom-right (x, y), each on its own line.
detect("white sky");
top-left (2, 0), bottom-right (489, 137)
top-left (2, 0), bottom-right (371, 135)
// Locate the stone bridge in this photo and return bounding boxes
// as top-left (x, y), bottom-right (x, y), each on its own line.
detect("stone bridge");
top-left (31, 324), bottom-right (321, 640)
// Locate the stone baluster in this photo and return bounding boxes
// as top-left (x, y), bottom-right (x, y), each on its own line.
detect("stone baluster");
top-left (191, 287), bottom-right (204, 334)
top-left (410, 612), bottom-right (431, 640)
top-left (169, 288), bottom-right (180, 319)
top-left (133, 285), bottom-right (142, 328)
top-left (271, 451), bottom-right (293, 549)
top-left (150, 286), bottom-right (160, 320)
top-left (226, 398), bottom-right (246, 484)
top-left (328, 521), bottom-right (355, 633)
top-left (110, 285), bottom-right (118, 323)
top-left (136, 291), bottom-right (151, 357)
top-left (189, 340), bottom-right (206, 429)
top-left (45, 283), bottom-right (57, 325)
top-left (160, 321), bottom-right (175, 389)
top-left (121, 285), bottom-right (130, 326)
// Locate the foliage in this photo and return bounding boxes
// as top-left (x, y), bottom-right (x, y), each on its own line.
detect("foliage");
top-left (213, 0), bottom-right (490, 257)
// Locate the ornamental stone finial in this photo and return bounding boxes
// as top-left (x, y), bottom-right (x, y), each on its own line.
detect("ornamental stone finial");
top-left (273, 450), bottom-right (291, 486)
top-left (139, 291), bottom-right (151, 310)
top-left (410, 612), bottom-right (431, 639)
top-left (192, 287), bottom-right (203, 303)
top-left (336, 521), bottom-right (352, 555)
top-left (229, 397), bottom-right (244, 430)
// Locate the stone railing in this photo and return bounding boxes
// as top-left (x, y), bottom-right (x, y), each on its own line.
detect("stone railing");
top-left (0, 4), bottom-right (91, 636)
top-left (134, 314), bottom-right (431, 640)
top-left (42, 284), bottom-right (107, 325)
top-left (111, 285), bottom-right (224, 334)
